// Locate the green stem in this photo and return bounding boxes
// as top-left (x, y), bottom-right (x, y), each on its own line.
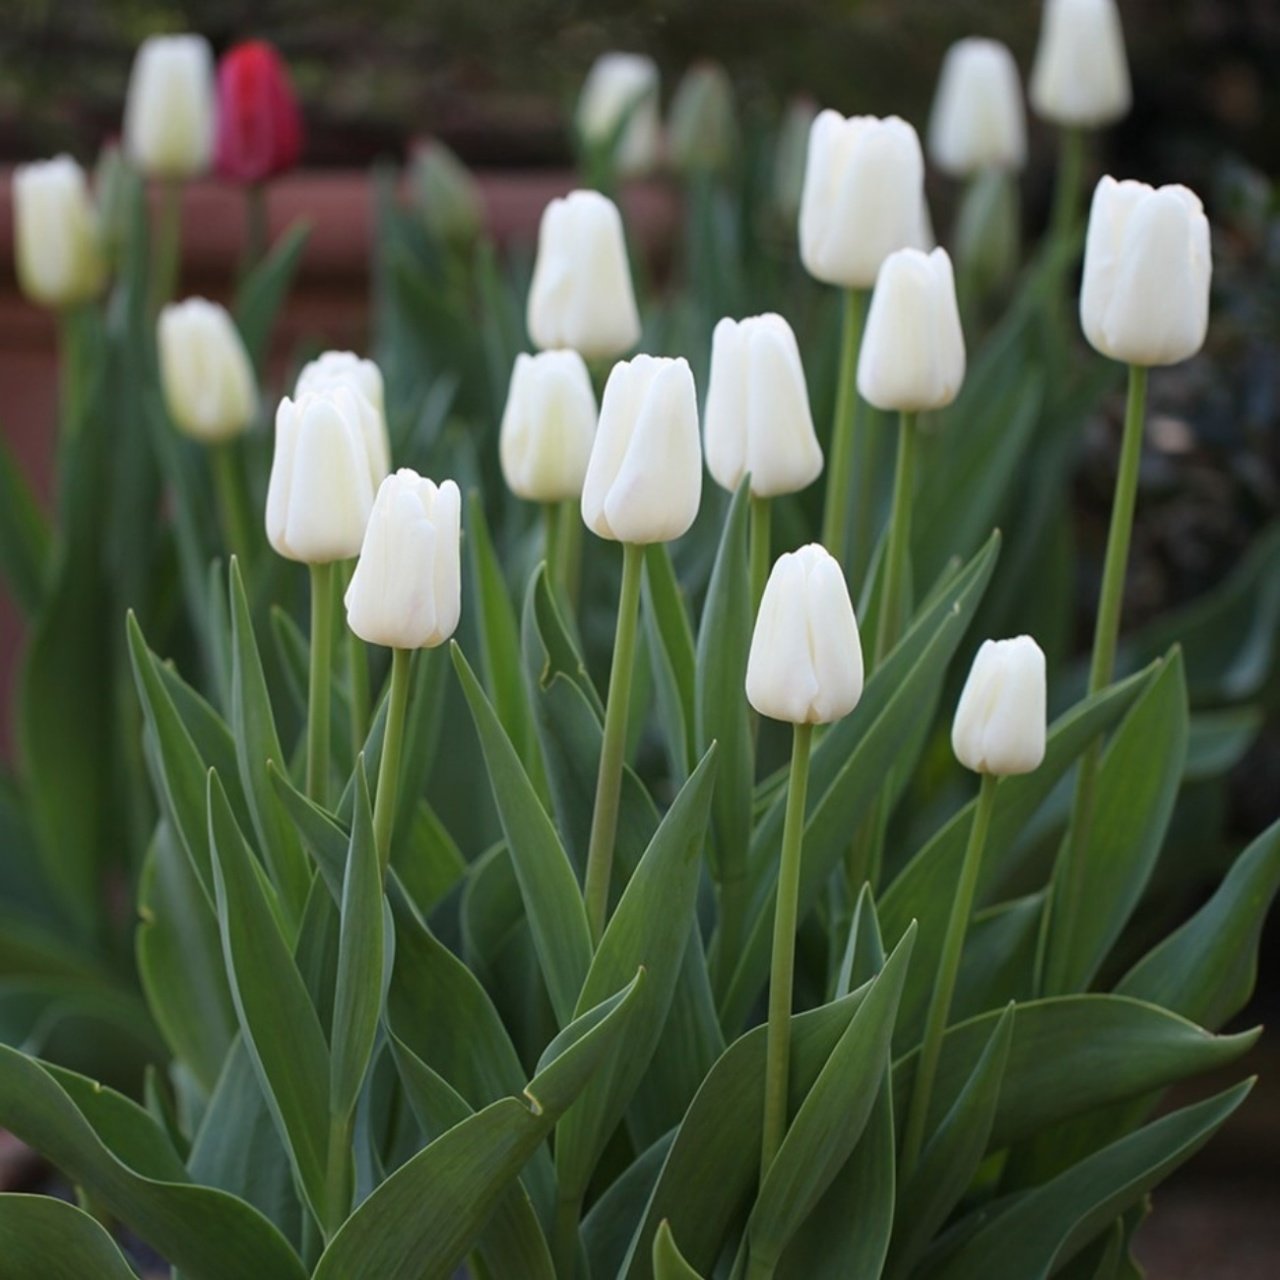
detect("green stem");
top-left (373, 647), bottom-right (413, 877)
top-left (150, 179), bottom-right (183, 313)
top-left (306, 562), bottom-right (335, 805)
top-left (873, 411), bottom-right (918, 666)
top-left (760, 722), bottom-right (813, 1179)
top-left (820, 287), bottom-right (868, 570)
top-left (749, 493), bottom-right (772, 610)
top-left (57, 306), bottom-right (90, 446)
top-left (901, 770), bottom-right (999, 1176)
top-left (1050, 126), bottom-right (1085, 247)
top-left (210, 441), bottom-right (253, 567)
top-left (543, 501), bottom-right (562, 588)
top-left (551, 1193), bottom-right (581, 1280)
top-left (583, 541), bottom-right (644, 944)
top-left (323, 1111), bottom-right (352, 1240)
top-left (746, 1252), bottom-right (777, 1280)
top-left (245, 183), bottom-right (269, 276)
top-left (347, 626), bottom-right (370, 764)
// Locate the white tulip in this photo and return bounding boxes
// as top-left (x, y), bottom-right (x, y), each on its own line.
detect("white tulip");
top-left (951, 636), bottom-right (1047, 776)
top-left (1080, 177), bottom-right (1211, 367)
top-left (499, 350), bottom-right (598, 502)
top-left (704, 313), bottom-right (822, 498)
top-left (1030, 0), bottom-right (1131, 128)
top-left (294, 350), bottom-right (390, 479)
top-left (798, 111), bottom-right (928, 289)
top-left (157, 299), bottom-right (257, 443)
top-left (266, 388), bottom-right (386, 563)
top-left (928, 38), bottom-right (1027, 176)
top-left (123, 35), bottom-right (215, 179)
top-left (858, 247), bottom-right (966, 412)
top-left (11, 156), bottom-right (106, 309)
top-left (746, 544), bottom-right (864, 725)
top-left (576, 52), bottom-right (662, 177)
top-left (345, 470), bottom-right (462, 650)
top-left (581, 354), bottom-right (701, 544)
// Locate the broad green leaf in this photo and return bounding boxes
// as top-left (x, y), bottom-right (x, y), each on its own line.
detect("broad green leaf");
top-left (0, 1194), bottom-right (137, 1279)
top-left (395, 798), bottom-right (466, 917)
top-left (0, 430), bottom-right (50, 616)
top-left (643, 542), bottom-right (698, 781)
top-left (653, 1220), bottom-right (706, 1279)
top-left (584, 1132), bottom-right (675, 1280)
top-left (1185, 706), bottom-right (1263, 781)
top-left (234, 220), bottom-right (312, 365)
top-left (951, 893), bottom-right (1042, 1023)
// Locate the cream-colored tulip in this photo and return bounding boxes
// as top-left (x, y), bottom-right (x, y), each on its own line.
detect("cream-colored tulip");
top-left (293, 350), bottom-right (390, 484)
top-left (951, 636), bottom-right (1047, 776)
top-left (576, 52), bottom-right (662, 177)
top-left (500, 350), bottom-right (598, 502)
top-left (928, 38), bottom-right (1027, 176)
top-left (123, 35), bottom-right (215, 178)
top-left (1030, 0), bottom-right (1131, 128)
top-left (11, 156), bottom-right (106, 309)
top-left (157, 299), bottom-right (257, 442)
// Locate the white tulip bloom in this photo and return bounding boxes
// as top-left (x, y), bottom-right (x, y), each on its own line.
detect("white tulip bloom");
top-left (1030, 0), bottom-right (1131, 128)
top-left (928, 38), bottom-right (1027, 176)
top-left (157, 298), bottom-right (257, 442)
top-left (11, 156), bottom-right (106, 309)
top-left (123, 35), bottom-right (215, 178)
top-left (951, 636), bottom-right (1047, 776)
top-left (500, 350), bottom-right (598, 502)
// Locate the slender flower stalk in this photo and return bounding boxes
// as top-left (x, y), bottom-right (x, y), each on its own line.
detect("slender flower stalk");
top-left (346, 577), bottom-right (371, 764)
top-left (874, 411), bottom-right (919, 664)
top-left (151, 179), bottom-right (184, 313)
top-left (372, 647), bottom-right (413, 876)
top-left (306, 562), bottom-right (334, 804)
top-left (211, 442), bottom-right (255, 567)
top-left (1050, 125), bottom-right (1085, 244)
top-left (749, 494), bottom-right (771, 609)
top-left (819, 287), bottom-right (868, 570)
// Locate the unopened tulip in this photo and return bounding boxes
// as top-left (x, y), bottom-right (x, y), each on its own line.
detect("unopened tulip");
top-left (410, 139), bottom-right (484, 246)
top-left (799, 111), bottom-right (928, 289)
top-left (266, 388), bottom-right (386, 563)
top-left (951, 636), bottom-right (1046, 776)
top-left (500, 351), bottom-right (598, 502)
top-left (746, 544), bottom-right (864, 724)
top-left (295, 350), bottom-right (390, 478)
top-left (11, 156), bottom-right (106, 309)
top-left (157, 299), bottom-right (257, 442)
top-left (123, 35), bottom-right (215, 178)
top-left (928, 38), bottom-right (1027, 176)
top-left (345, 470), bottom-right (462, 649)
top-left (527, 190), bottom-right (641, 358)
top-left (704, 314), bottom-right (822, 498)
top-left (581, 355), bottom-right (701, 544)
top-left (668, 62), bottom-right (737, 175)
top-left (576, 52), bottom-right (661, 177)
top-left (1030, 0), bottom-right (1131, 128)
top-left (1080, 177), bottom-right (1211, 367)
top-left (214, 40), bottom-right (304, 184)
top-left (858, 247), bottom-right (966, 412)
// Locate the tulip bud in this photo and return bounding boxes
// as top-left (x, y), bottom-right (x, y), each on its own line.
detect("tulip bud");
top-left (294, 350), bottom-right (391, 478)
top-left (11, 156), bottom-right (106, 309)
top-left (746, 544), bottom-right (864, 725)
top-left (773, 97), bottom-right (818, 225)
top-left (704, 313), bottom-right (822, 498)
top-left (799, 111), bottom-right (928, 289)
top-left (1080, 177), bottom-right (1212, 367)
top-left (345, 470), bottom-right (462, 650)
top-left (928, 38), bottom-right (1027, 177)
top-left (1030, 0), bottom-right (1131, 128)
top-left (668, 62), bottom-right (738, 176)
top-left (576, 52), bottom-right (662, 178)
top-left (123, 35), bottom-right (215, 179)
top-left (157, 299), bottom-right (257, 443)
top-left (858, 247), bottom-right (966, 412)
top-left (409, 139), bottom-right (484, 247)
top-left (266, 387), bottom-right (386, 563)
top-left (500, 350), bottom-right (598, 502)
top-left (581, 355), bottom-right (701, 544)
top-left (214, 40), bottom-right (304, 184)
top-left (527, 190), bottom-right (641, 359)
top-left (951, 636), bottom-right (1046, 775)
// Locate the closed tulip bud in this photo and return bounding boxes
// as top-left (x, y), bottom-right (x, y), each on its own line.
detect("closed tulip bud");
top-left (952, 636), bottom-right (1046, 775)
top-left (799, 111), bottom-right (928, 289)
top-left (295, 350), bottom-right (390, 477)
top-left (704, 313), bottom-right (822, 498)
top-left (1030, 0), bottom-right (1130, 128)
top-left (410, 139), bottom-right (484, 246)
top-left (576, 52), bottom-right (662, 178)
top-left (746, 544), bottom-right (864, 725)
top-left (12, 156), bottom-right (106, 309)
top-left (527, 190), bottom-right (641, 359)
top-left (500, 351), bottom-right (598, 502)
top-left (157, 299), bottom-right (257, 442)
top-left (266, 388), bottom-right (385, 563)
top-left (668, 62), bottom-right (738, 176)
top-left (858, 247), bottom-right (966, 412)
top-left (581, 355), bottom-right (701, 544)
top-left (123, 35), bottom-right (215, 179)
top-left (214, 40), bottom-right (304, 184)
top-left (773, 97), bottom-right (818, 224)
top-left (345, 470), bottom-right (462, 649)
top-left (1080, 177), bottom-right (1212, 367)
top-left (928, 38), bottom-right (1027, 176)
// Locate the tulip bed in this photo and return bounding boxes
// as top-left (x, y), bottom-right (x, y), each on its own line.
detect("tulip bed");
top-left (1, 5), bottom-right (1278, 1279)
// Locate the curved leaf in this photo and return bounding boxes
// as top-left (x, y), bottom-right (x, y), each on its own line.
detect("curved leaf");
top-left (653, 1220), bottom-right (706, 1279)
top-left (0, 1194), bottom-right (137, 1280)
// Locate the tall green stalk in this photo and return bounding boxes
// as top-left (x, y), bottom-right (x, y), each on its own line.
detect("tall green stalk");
top-left (1050, 126), bottom-right (1085, 247)
top-left (323, 1112), bottom-right (352, 1241)
top-left (306, 562), bottom-right (335, 805)
top-left (749, 493), bottom-right (771, 610)
top-left (150, 179), bottom-right (183, 314)
top-left (373, 647), bottom-right (413, 877)
top-left (820, 288), bottom-right (868, 571)
top-left (210, 442), bottom-right (254, 567)
top-left (245, 182), bottom-right (269, 275)
top-left (901, 771), bottom-right (999, 1176)
top-left (874, 411), bottom-right (919, 665)
top-left (583, 541), bottom-right (644, 942)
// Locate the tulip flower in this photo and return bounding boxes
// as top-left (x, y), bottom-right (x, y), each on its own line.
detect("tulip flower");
top-left (747, 543), bottom-right (863, 1182)
top-left (123, 35), bottom-right (216, 179)
top-left (668, 62), bottom-right (738, 176)
top-left (157, 299), bottom-right (257, 443)
top-left (11, 156), bottom-right (106, 310)
top-left (500, 350), bottom-right (598, 503)
top-left (928, 38), bottom-right (1027, 177)
top-left (576, 52), bottom-right (661, 179)
top-left (1031, 0), bottom-right (1131, 129)
top-left (903, 633), bottom-right (1046, 1176)
top-left (296, 349), bottom-right (385, 413)
top-left (214, 41), bottom-right (304, 185)
top-left (410, 139), bottom-right (484, 247)
top-left (527, 190), bottom-right (641, 359)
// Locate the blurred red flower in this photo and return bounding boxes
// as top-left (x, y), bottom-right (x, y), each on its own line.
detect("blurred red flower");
top-left (214, 40), bottom-right (303, 183)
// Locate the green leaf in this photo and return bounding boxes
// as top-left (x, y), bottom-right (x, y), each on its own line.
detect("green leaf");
top-left (653, 1220), bottom-right (706, 1279)
top-left (584, 1133), bottom-right (675, 1280)
top-left (207, 769), bottom-right (330, 1224)
top-left (452, 641), bottom-right (593, 1026)
top-left (313, 971), bottom-right (644, 1280)
top-left (234, 220), bottom-right (312, 365)
top-left (0, 430), bottom-right (50, 616)
top-left (926, 1081), bottom-right (1253, 1280)
top-left (643, 542), bottom-right (698, 781)
top-left (0, 1194), bottom-right (138, 1279)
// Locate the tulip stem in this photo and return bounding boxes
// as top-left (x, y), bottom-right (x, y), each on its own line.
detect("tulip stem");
top-left (57, 305), bottom-right (91, 446)
top-left (211, 441), bottom-right (253, 567)
top-left (347, 630), bottom-right (370, 763)
top-left (874, 411), bottom-right (918, 665)
top-left (749, 494), bottom-right (771, 609)
top-left (245, 183), bottom-right (269, 276)
top-left (306, 562), bottom-right (335, 805)
top-left (323, 1111), bottom-right (352, 1240)
top-left (150, 178), bottom-right (183, 314)
top-left (1051, 126), bottom-right (1086, 246)
top-left (820, 287), bottom-right (868, 572)
top-left (373, 647), bottom-right (413, 877)
top-left (583, 541), bottom-right (644, 943)
top-left (760, 721), bottom-right (813, 1181)
top-left (1048, 363), bottom-right (1148, 994)
top-left (902, 770), bottom-right (999, 1178)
